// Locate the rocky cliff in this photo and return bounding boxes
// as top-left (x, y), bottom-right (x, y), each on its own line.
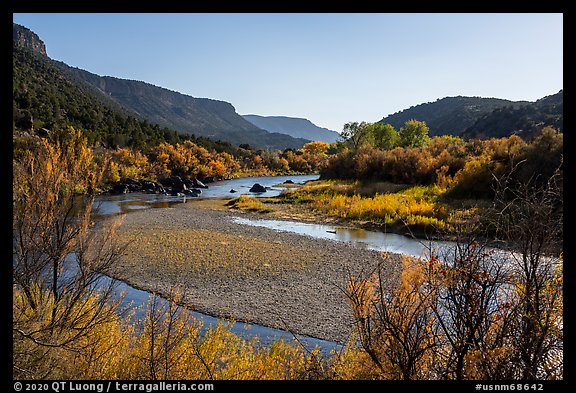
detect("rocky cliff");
top-left (13, 23), bottom-right (47, 56)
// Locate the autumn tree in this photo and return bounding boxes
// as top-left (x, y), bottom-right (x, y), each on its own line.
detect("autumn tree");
top-left (301, 141), bottom-right (330, 170)
top-left (370, 123), bottom-right (399, 150)
top-left (302, 141), bottom-right (329, 156)
top-left (491, 162), bottom-right (563, 379)
top-left (399, 119), bottom-right (430, 148)
top-left (341, 121), bottom-right (373, 150)
top-left (345, 254), bottom-right (438, 379)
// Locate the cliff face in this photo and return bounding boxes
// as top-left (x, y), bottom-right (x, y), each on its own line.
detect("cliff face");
top-left (13, 22), bottom-right (309, 150)
top-left (60, 66), bottom-right (309, 149)
top-left (13, 23), bottom-right (47, 56)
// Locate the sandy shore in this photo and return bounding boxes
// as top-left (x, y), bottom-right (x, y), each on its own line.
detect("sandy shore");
top-left (112, 202), bottom-right (403, 343)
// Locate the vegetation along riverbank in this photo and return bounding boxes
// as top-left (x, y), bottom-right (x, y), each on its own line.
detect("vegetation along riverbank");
top-left (13, 118), bottom-right (563, 381)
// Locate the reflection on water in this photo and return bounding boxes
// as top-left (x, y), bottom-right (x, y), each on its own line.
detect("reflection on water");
top-left (90, 173), bottom-right (343, 352)
top-left (93, 174), bottom-right (319, 216)
top-left (108, 277), bottom-right (341, 353)
top-left (231, 217), bottom-right (455, 258)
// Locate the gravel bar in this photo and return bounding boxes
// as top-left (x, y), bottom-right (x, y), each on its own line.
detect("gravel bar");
top-left (112, 203), bottom-right (403, 343)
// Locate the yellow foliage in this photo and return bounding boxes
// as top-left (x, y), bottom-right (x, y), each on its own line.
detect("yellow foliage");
top-left (226, 195), bottom-right (275, 213)
top-left (304, 184), bottom-right (447, 232)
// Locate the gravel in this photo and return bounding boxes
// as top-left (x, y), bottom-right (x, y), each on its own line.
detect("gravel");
top-left (112, 204), bottom-right (403, 344)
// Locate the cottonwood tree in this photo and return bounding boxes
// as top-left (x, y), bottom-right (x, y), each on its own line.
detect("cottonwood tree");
top-left (341, 121), bottom-right (373, 150)
top-left (399, 119), bottom-right (430, 148)
top-left (370, 123), bottom-right (399, 150)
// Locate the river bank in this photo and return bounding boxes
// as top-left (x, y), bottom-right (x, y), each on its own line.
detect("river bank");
top-left (112, 202), bottom-right (403, 344)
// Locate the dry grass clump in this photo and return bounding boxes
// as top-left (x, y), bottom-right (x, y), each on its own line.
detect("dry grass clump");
top-left (226, 195), bottom-right (275, 213)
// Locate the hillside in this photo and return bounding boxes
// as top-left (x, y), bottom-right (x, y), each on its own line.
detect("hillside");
top-left (378, 96), bottom-right (526, 137)
top-left (461, 90), bottom-right (563, 139)
top-left (243, 115), bottom-right (342, 144)
top-left (13, 26), bottom-right (237, 153)
top-left (13, 23), bottom-right (308, 151)
top-left (378, 93), bottom-right (562, 139)
top-left (60, 65), bottom-right (309, 150)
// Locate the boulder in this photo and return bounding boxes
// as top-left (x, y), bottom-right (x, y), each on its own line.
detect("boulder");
top-left (35, 128), bottom-right (51, 137)
top-left (200, 176), bottom-right (215, 184)
top-left (111, 183), bottom-right (129, 195)
top-left (192, 178), bottom-right (208, 189)
top-left (125, 178), bottom-right (142, 192)
top-left (249, 183), bottom-right (267, 193)
top-left (186, 188), bottom-right (202, 197)
top-left (172, 177), bottom-right (188, 193)
top-left (230, 189), bottom-right (238, 193)
top-left (142, 181), bottom-right (165, 194)
top-left (283, 179), bottom-right (294, 184)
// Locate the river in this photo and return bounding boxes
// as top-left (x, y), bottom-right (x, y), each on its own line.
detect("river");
top-left (90, 174), bottom-right (513, 354)
top-left (92, 174), bottom-right (320, 216)
top-left (93, 174), bottom-right (348, 353)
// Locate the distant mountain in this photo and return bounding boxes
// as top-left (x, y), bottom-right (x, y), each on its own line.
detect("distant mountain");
top-left (242, 115), bottom-right (342, 144)
top-left (378, 93), bottom-right (562, 139)
top-left (13, 23), bottom-right (308, 151)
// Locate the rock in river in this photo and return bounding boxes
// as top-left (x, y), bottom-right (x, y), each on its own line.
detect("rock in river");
top-left (185, 188), bottom-right (202, 197)
top-left (192, 178), bottom-right (208, 189)
top-left (249, 183), bottom-right (267, 193)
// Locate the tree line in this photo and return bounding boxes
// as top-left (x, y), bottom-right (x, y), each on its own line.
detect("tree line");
top-left (326, 119), bottom-right (562, 200)
top-left (13, 121), bottom-right (563, 380)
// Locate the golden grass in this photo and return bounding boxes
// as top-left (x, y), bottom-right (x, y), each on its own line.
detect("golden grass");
top-left (282, 181), bottom-right (452, 233)
top-left (225, 195), bottom-right (275, 213)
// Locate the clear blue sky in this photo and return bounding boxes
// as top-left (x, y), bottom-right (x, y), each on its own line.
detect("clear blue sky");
top-left (13, 13), bottom-right (563, 133)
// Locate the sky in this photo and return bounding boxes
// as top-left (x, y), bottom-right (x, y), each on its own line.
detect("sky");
top-left (12, 13), bottom-right (563, 133)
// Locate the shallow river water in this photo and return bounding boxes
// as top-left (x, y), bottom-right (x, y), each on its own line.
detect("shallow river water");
top-left (90, 174), bottom-right (488, 353)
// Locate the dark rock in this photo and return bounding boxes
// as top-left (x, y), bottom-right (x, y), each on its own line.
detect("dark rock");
top-left (192, 178), bottom-right (208, 189)
top-left (111, 183), bottom-right (129, 195)
top-left (230, 189), bottom-right (238, 193)
top-left (141, 181), bottom-right (155, 192)
top-left (125, 179), bottom-right (142, 192)
top-left (35, 128), bottom-right (51, 137)
top-left (155, 183), bottom-right (166, 194)
top-left (249, 183), bottom-right (267, 193)
top-left (142, 181), bottom-right (165, 194)
top-left (185, 188), bottom-right (202, 197)
top-left (283, 179), bottom-right (294, 184)
top-left (172, 177), bottom-right (188, 193)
